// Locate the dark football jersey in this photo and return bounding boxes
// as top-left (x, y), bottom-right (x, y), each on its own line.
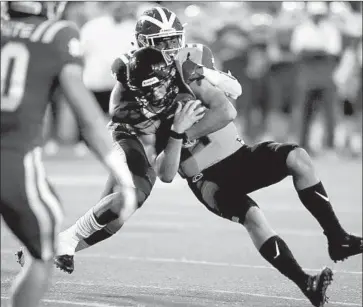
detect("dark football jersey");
top-left (1, 16), bottom-right (83, 153)
top-left (109, 48), bottom-right (194, 154)
top-left (109, 43), bottom-right (214, 136)
top-left (110, 44), bottom-right (243, 177)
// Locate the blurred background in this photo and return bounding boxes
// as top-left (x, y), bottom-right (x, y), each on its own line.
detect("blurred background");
top-left (44, 1), bottom-right (362, 159)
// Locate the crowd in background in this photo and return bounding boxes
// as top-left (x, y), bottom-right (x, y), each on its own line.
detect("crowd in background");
top-left (44, 1), bottom-right (363, 159)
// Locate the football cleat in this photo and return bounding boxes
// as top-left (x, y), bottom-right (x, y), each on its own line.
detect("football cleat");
top-left (300, 267), bottom-right (333, 307)
top-left (328, 233), bottom-right (363, 262)
top-left (54, 254), bottom-right (74, 274)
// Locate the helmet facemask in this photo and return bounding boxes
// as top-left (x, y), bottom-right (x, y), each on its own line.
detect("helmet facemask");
top-left (46, 1), bottom-right (67, 20)
top-left (137, 30), bottom-right (185, 65)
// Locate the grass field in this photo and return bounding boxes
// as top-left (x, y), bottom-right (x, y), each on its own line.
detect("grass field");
top-left (1, 149), bottom-right (362, 307)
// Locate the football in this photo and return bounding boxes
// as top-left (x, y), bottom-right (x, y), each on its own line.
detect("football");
top-left (174, 93), bottom-right (195, 105)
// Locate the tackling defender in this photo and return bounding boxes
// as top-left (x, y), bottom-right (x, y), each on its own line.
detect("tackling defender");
top-left (50, 6), bottom-right (241, 265)
top-left (1, 3), bottom-right (137, 307)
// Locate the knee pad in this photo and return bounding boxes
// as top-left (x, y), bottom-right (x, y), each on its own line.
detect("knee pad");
top-left (217, 192), bottom-right (259, 225)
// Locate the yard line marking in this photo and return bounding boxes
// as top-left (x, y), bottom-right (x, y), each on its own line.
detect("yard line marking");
top-left (0, 296), bottom-right (131, 307)
top-left (2, 282), bottom-right (360, 306)
top-left (2, 250), bottom-right (361, 275)
top-left (53, 283), bottom-right (363, 306)
top-left (47, 175), bottom-right (184, 189)
top-left (78, 254), bottom-right (363, 275)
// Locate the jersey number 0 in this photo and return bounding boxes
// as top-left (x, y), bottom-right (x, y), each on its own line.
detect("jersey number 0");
top-left (1, 42), bottom-right (30, 112)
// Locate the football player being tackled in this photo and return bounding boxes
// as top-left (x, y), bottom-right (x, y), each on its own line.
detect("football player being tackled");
top-left (130, 47), bottom-right (363, 306)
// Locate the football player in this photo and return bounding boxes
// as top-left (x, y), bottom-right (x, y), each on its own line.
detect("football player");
top-left (1, 2), bottom-right (137, 307)
top-left (50, 6), bottom-right (241, 272)
top-left (155, 48), bottom-right (362, 306)
top-left (61, 46), bottom-right (360, 306)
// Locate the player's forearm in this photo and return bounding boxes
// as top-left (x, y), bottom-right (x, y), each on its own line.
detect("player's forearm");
top-left (156, 134), bottom-right (183, 183)
top-left (185, 101), bottom-right (236, 141)
top-left (203, 67), bottom-right (242, 99)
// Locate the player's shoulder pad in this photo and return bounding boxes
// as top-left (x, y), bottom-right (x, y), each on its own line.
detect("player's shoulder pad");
top-left (175, 44), bottom-right (214, 84)
top-left (39, 20), bottom-right (83, 58)
top-left (111, 52), bottom-right (133, 84)
top-left (185, 43), bottom-right (215, 69)
top-left (40, 20), bottom-right (79, 44)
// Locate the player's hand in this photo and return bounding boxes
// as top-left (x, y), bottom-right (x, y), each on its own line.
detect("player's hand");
top-left (172, 100), bottom-right (205, 133)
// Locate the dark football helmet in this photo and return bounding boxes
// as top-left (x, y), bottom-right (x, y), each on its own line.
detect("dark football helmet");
top-left (135, 7), bottom-right (185, 65)
top-left (128, 47), bottom-right (179, 113)
top-left (5, 1), bottom-right (67, 20)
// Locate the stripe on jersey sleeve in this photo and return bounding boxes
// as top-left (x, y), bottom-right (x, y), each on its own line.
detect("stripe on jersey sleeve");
top-left (41, 20), bottom-right (77, 44)
top-left (29, 20), bottom-right (53, 42)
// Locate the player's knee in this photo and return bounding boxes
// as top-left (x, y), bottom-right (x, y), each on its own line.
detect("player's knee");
top-left (286, 147), bottom-right (314, 176)
top-left (244, 207), bottom-right (265, 230)
top-left (107, 187), bottom-right (146, 222)
top-left (243, 207), bottom-right (276, 245)
top-left (102, 189), bottom-right (148, 234)
top-left (113, 183), bottom-right (149, 208)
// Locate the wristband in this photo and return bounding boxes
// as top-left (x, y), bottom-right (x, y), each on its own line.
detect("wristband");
top-left (170, 130), bottom-right (186, 140)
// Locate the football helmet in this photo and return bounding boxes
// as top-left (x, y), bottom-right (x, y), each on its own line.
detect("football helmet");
top-left (135, 7), bottom-right (185, 65)
top-left (6, 1), bottom-right (67, 20)
top-left (128, 47), bottom-right (179, 112)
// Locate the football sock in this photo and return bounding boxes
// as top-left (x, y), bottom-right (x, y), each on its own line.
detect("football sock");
top-left (297, 182), bottom-right (346, 239)
top-left (57, 209), bottom-right (104, 255)
top-left (76, 223), bottom-right (124, 252)
top-left (77, 229), bottom-right (115, 251)
top-left (259, 236), bottom-right (309, 288)
top-left (74, 208), bottom-right (105, 239)
top-left (75, 239), bottom-right (90, 252)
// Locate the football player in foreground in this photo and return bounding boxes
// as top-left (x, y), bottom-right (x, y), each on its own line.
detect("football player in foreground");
top-left (63, 46), bottom-right (360, 307)
top-left (1, 2), bottom-right (137, 307)
top-left (49, 6), bottom-right (241, 267)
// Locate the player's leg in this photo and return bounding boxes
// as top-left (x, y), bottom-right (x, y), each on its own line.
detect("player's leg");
top-left (73, 175), bottom-right (121, 252)
top-left (74, 174), bottom-right (151, 252)
top-left (285, 144), bottom-right (363, 261)
top-left (243, 203), bottom-right (333, 307)
top-left (55, 133), bottom-right (156, 273)
top-left (240, 140), bottom-right (362, 261)
top-left (188, 175), bottom-right (332, 307)
top-left (1, 149), bottom-right (63, 307)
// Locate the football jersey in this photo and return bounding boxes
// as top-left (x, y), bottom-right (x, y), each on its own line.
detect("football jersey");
top-left (110, 49), bottom-right (194, 155)
top-left (109, 43), bottom-right (213, 137)
top-left (110, 43), bottom-right (243, 177)
top-left (176, 44), bottom-right (244, 178)
top-left (1, 16), bottom-right (83, 153)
